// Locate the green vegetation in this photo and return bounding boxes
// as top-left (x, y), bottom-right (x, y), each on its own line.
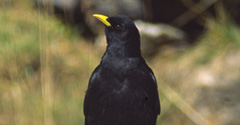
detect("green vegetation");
top-left (0, 0), bottom-right (240, 125)
top-left (154, 6), bottom-right (240, 125)
top-left (0, 1), bottom-right (100, 124)
top-left (176, 7), bottom-right (240, 67)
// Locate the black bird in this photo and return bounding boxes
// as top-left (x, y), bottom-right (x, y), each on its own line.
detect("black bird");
top-left (84, 14), bottom-right (160, 125)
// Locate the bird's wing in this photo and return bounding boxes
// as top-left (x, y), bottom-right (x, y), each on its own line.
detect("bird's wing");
top-left (87, 65), bottom-right (101, 87)
top-left (142, 64), bottom-right (161, 115)
top-left (84, 65), bottom-right (101, 116)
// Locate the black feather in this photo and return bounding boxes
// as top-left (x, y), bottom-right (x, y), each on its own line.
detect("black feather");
top-left (84, 15), bottom-right (160, 125)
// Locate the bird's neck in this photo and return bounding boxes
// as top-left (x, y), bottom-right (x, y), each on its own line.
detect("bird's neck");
top-left (105, 44), bottom-right (140, 58)
top-left (105, 37), bottom-right (141, 58)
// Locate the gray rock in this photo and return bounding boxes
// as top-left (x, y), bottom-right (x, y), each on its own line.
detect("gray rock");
top-left (134, 20), bottom-right (187, 57)
top-left (80, 0), bottom-right (144, 35)
top-left (34, 0), bottom-right (80, 10)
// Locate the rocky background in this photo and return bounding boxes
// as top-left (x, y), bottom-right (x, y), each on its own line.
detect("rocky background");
top-left (0, 0), bottom-right (240, 124)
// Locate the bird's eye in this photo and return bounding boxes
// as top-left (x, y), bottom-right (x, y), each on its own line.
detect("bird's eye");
top-left (115, 25), bottom-right (121, 29)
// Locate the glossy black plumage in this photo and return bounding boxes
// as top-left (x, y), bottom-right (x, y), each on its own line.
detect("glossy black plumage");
top-left (84, 15), bottom-right (160, 125)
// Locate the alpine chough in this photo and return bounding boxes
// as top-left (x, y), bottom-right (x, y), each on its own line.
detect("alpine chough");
top-left (84, 14), bottom-right (160, 125)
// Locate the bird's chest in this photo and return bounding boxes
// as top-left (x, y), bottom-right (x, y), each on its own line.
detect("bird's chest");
top-left (101, 56), bottom-right (136, 75)
top-left (96, 58), bottom-right (139, 94)
top-left (100, 59), bottom-right (132, 87)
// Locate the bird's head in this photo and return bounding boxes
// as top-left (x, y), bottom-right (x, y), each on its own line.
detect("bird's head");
top-left (93, 14), bottom-right (140, 46)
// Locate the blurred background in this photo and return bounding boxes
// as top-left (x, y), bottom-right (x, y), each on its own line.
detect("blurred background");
top-left (0, 0), bottom-right (240, 124)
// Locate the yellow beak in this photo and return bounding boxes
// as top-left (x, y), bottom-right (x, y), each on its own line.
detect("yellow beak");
top-left (93, 14), bottom-right (111, 27)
